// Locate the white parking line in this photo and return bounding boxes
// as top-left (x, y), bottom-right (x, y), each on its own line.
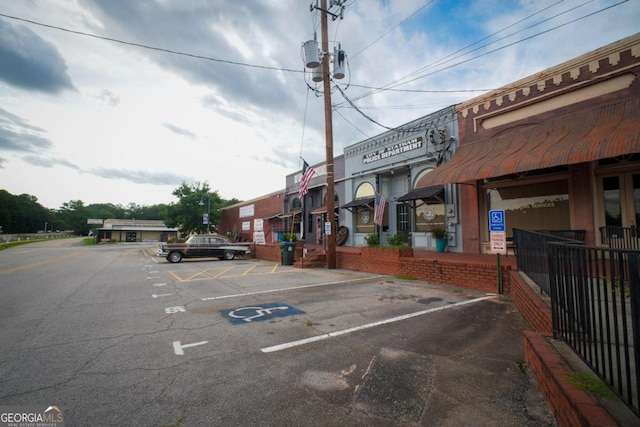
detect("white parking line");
top-left (201, 275), bottom-right (387, 301)
top-left (261, 295), bottom-right (496, 353)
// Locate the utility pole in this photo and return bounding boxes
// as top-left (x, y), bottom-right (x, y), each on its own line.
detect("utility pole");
top-left (320, 0), bottom-right (336, 269)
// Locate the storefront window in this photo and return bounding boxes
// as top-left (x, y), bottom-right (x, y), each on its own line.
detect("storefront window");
top-left (487, 180), bottom-right (570, 237)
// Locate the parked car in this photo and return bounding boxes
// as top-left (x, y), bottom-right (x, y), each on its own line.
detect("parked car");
top-left (157, 234), bottom-right (250, 263)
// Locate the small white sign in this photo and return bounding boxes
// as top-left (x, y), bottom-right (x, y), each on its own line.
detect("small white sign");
top-left (254, 218), bottom-right (264, 231)
top-left (490, 231), bottom-right (507, 254)
top-left (253, 231), bottom-right (265, 245)
top-left (325, 221), bottom-right (332, 236)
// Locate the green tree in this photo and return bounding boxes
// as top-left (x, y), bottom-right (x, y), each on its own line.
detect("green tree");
top-left (58, 200), bottom-right (89, 235)
top-left (165, 182), bottom-right (225, 235)
top-left (0, 190), bottom-right (53, 233)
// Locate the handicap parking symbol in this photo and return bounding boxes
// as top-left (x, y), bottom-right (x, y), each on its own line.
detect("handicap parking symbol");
top-left (489, 209), bottom-right (505, 232)
top-left (222, 302), bottom-right (305, 325)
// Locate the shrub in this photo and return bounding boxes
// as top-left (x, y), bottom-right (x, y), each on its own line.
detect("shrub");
top-left (282, 233), bottom-right (298, 242)
top-left (364, 233), bottom-right (379, 246)
top-left (387, 232), bottom-right (405, 246)
top-left (431, 227), bottom-right (447, 239)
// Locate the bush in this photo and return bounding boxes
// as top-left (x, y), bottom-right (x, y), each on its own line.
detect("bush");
top-left (281, 233), bottom-right (297, 242)
top-left (386, 232), bottom-right (405, 246)
top-left (364, 233), bottom-right (379, 246)
top-left (431, 227), bottom-right (447, 239)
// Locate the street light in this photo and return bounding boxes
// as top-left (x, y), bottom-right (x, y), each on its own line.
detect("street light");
top-left (199, 196), bottom-right (210, 233)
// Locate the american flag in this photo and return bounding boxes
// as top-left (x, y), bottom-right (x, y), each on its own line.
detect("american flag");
top-left (298, 160), bottom-right (316, 198)
top-left (374, 192), bottom-right (387, 226)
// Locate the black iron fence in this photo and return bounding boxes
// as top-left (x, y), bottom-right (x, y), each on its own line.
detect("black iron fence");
top-left (600, 226), bottom-right (640, 250)
top-left (513, 229), bottom-right (585, 295)
top-left (547, 242), bottom-right (640, 416)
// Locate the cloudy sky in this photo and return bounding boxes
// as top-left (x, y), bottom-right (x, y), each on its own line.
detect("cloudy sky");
top-left (0, 0), bottom-right (638, 209)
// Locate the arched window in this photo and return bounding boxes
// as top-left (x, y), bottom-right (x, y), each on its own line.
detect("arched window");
top-left (412, 169), bottom-right (445, 232)
top-left (354, 182), bottom-right (376, 233)
top-left (291, 197), bottom-right (302, 210)
top-left (355, 182), bottom-right (375, 199)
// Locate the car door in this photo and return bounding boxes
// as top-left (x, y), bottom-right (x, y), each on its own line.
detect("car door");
top-left (188, 237), bottom-right (207, 257)
top-left (209, 236), bottom-right (225, 258)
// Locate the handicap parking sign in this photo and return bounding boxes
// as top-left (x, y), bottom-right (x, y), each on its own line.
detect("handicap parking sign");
top-left (489, 210), bottom-right (505, 232)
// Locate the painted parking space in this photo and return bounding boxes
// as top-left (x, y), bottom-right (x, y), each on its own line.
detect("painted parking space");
top-left (222, 302), bottom-right (306, 324)
top-left (167, 262), bottom-right (297, 282)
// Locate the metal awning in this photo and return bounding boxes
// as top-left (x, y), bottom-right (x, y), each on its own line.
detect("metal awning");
top-left (397, 185), bottom-right (444, 202)
top-left (341, 197), bottom-right (374, 212)
top-left (416, 98), bottom-right (640, 188)
top-left (262, 212), bottom-right (282, 220)
top-left (280, 211), bottom-right (302, 218)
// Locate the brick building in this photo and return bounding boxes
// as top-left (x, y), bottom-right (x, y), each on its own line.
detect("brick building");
top-left (416, 32), bottom-right (640, 253)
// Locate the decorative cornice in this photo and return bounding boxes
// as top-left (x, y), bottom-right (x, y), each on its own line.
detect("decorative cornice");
top-left (457, 32), bottom-right (640, 119)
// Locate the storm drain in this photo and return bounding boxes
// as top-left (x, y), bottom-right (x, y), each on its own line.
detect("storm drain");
top-left (353, 348), bottom-right (435, 423)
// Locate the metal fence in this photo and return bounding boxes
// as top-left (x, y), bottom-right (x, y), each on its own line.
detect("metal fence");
top-left (513, 229), bottom-right (585, 295)
top-left (600, 226), bottom-right (640, 250)
top-left (547, 242), bottom-right (640, 416)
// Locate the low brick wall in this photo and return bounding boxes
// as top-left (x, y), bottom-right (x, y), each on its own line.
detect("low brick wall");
top-left (335, 246), bottom-right (509, 294)
top-left (510, 272), bottom-right (553, 334)
top-left (524, 331), bottom-right (618, 427)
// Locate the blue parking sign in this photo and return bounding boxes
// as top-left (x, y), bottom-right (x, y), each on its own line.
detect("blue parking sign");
top-left (489, 210), bottom-right (505, 232)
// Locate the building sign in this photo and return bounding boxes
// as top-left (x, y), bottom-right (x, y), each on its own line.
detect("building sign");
top-left (239, 204), bottom-right (255, 218)
top-left (242, 221), bottom-right (251, 231)
top-left (253, 231), bottom-right (265, 245)
top-left (87, 218), bottom-right (103, 225)
top-left (362, 137), bottom-right (423, 165)
top-left (254, 218), bottom-right (264, 231)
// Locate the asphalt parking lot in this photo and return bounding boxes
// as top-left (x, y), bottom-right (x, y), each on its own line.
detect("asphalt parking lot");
top-left (0, 240), bottom-right (556, 426)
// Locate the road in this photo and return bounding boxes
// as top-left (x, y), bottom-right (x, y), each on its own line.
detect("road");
top-left (0, 239), bottom-right (556, 426)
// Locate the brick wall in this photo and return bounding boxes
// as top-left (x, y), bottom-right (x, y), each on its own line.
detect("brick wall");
top-left (524, 331), bottom-right (618, 427)
top-left (510, 272), bottom-right (552, 334)
top-left (333, 247), bottom-right (509, 293)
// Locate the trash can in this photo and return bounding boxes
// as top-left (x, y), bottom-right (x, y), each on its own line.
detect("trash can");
top-left (279, 241), bottom-right (296, 265)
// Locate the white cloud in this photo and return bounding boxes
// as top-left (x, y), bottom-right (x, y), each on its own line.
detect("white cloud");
top-left (0, 0), bottom-right (637, 209)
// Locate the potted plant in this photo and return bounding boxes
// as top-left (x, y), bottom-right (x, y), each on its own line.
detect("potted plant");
top-left (431, 227), bottom-right (448, 252)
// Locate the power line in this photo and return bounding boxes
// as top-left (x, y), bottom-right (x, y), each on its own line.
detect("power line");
top-left (0, 12), bottom-right (304, 75)
top-left (334, 0), bottom-right (627, 108)
top-left (350, 0), bottom-right (435, 60)
top-left (347, 83), bottom-right (494, 93)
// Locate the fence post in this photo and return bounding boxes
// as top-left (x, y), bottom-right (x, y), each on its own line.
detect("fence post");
top-left (628, 252), bottom-right (640, 409)
top-left (497, 253), bottom-right (503, 294)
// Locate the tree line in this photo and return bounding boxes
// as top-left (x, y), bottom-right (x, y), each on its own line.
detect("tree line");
top-left (0, 182), bottom-right (240, 237)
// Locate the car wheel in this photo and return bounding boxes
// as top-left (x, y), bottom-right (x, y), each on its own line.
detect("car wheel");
top-left (223, 250), bottom-right (235, 260)
top-left (167, 251), bottom-right (183, 263)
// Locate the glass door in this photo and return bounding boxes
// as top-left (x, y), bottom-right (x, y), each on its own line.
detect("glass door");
top-left (396, 203), bottom-right (410, 244)
top-left (602, 173), bottom-right (639, 228)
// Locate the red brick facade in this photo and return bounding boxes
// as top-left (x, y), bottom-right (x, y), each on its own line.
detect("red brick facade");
top-left (218, 191), bottom-right (284, 243)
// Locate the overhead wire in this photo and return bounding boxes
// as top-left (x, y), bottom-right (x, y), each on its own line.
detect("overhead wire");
top-left (333, 0), bottom-right (627, 121)
top-left (387, 0), bottom-right (608, 91)
top-left (0, 12), bottom-right (304, 75)
top-left (350, 0), bottom-right (436, 60)
top-left (336, 0), bottom-right (623, 108)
